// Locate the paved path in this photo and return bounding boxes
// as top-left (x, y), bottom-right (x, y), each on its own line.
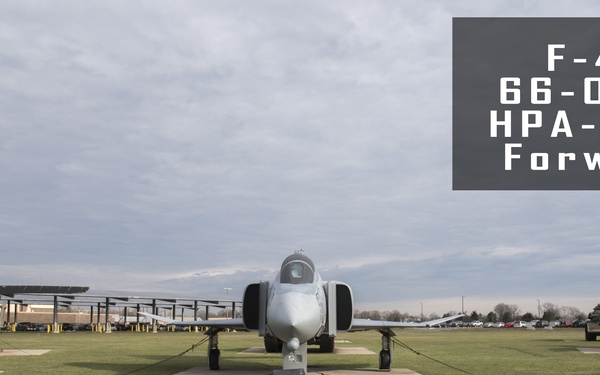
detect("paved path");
top-left (175, 368), bottom-right (421, 375)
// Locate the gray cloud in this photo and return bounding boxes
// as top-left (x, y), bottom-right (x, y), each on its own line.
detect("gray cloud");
top-left (2, 1), bottom-right (600, 316)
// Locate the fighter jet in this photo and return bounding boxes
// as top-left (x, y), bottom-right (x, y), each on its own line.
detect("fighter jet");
top-left (140, 251), bottom-right (463, 373)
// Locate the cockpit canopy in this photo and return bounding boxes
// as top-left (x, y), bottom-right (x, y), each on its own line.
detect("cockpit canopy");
top-left (279, 252), bottom-right (315, 284)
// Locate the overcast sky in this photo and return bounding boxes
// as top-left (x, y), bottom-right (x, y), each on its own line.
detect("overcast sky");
top-left (2, 1), bottom-right (600, 318)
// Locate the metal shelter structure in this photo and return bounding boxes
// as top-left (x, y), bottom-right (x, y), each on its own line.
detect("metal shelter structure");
top-left (0, 285), bottom-right (241, 333)
top-left (0, 285), bottom-right (89, 333)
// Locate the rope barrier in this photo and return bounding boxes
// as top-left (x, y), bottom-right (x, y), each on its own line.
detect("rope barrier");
top-left (391, 336), bottom-right (476, 375)
top-left (120, 335), bottom-right (210, 375)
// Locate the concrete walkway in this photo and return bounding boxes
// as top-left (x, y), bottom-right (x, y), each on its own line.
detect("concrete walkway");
top-left (175, 368), bottom-right (421, 375)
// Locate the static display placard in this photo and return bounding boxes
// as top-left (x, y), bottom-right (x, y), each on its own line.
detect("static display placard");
top-left (453, 18), bottom-right (600, 190)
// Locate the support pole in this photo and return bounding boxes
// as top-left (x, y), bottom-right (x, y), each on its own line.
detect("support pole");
top-left (6, 300), bottom-right (11, 326)
top-left (136, 304), bottom-right (140, 329)
top-left (152, 299), bottom-right (157, 333)
top-left (104, 298), bottom-right (111, 333)
top-left (194, 300), bottom-right (199, 332)
top-left (53, 296), bottom-right (59, 333)
top-left (96, 302), bottom-right (101, 329)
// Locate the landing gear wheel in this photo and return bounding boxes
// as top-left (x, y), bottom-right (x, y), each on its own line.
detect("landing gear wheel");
top-left (319, 335), bottom-right (335, 353)
top-left (379, 349), bottom-right (391, 370)
top-left (209, 348), bottom-right (221, 370)
top-left (264, 334), bottom-right (283, 353)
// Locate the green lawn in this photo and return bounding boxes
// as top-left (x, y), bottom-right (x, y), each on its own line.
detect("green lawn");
top-left (0, 328), bottom-right (599, 374)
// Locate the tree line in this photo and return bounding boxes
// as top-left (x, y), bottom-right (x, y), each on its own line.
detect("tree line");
top-left (354, 302), bottom-right (587, 323)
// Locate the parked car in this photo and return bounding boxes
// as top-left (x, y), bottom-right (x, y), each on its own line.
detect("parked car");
top-left (77, 324), bottom-right (92, 331)
top-left (15, 322), bottom-right (34, 331)
top-left (504, 321), bottom-right (515, 328)
top-left (467, 320), bottom-right (483, 327)
top-left (483, 322), bottom-right (494, 328)
top-left (492, 322), bottom-right (505, 328)
top-left (62, 323), bottom-right (75, 331)
top-left (514, 320), bottom-right (528, 328)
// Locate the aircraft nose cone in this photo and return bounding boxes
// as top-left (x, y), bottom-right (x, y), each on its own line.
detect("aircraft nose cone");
top-left (267, 292), bottom-right (322, 345)
top-left (287, 337), bottom-right (300, 352)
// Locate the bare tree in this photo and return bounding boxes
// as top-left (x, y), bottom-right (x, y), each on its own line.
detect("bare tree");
top-left (427, 312), bottom-right (441, 321)
top-left (494, 303), bottom-right (520, 322)
top-left (384, 310), bottom-right (402, 322)
top-left (558, 305), bottom-right (583, 321)
top-left (542, 302), bottom-right (560, 321)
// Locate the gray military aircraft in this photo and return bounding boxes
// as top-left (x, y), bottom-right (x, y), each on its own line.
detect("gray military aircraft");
top-left (140, 251), bottom-right (463, 373)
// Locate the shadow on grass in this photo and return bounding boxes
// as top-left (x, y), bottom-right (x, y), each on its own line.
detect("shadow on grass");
top-left (65, 354), bottom-right (207, 374)
top-left (225, 352), bottom-right (373, 371)
top-left (66, 358), bottom-right (374, 375)
top-left (66, 354), bottom-right (288, 374)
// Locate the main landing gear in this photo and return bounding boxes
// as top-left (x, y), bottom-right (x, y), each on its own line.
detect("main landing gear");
top-left (207, 328), bottom-right (222, 370)
top-left (378, 329), bottom-right (394, 370)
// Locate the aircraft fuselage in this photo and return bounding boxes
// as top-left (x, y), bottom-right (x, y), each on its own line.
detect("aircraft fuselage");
top-left (266, 270), bottom-right (327, 352)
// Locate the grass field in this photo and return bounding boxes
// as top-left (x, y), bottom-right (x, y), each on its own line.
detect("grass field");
top-left (1, 328), bottom-right (600, 374)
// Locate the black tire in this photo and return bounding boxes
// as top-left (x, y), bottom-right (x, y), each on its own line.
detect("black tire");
top-left (209, 348), bottom-right (221, 370)
top-left (319, 335), bottom-right (335, 353)
top-left (379, 349), bottom-right (391, 370)
top-left (264, 334), bottom-right (283, 353)
top-left (585, 325), bottom-right (597, 341)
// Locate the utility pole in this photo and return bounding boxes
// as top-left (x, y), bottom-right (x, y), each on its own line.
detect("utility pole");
top-left (224, 288), bottom-right (232, 318)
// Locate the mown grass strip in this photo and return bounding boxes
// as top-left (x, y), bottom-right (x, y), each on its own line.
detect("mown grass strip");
top-left (0, 328), bottom-right (598, 374)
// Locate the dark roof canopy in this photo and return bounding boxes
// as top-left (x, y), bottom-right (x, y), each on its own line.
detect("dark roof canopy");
top-left (0, 285), bottom-right (89, 297)
top-left (0, 285), bottom-right (240, 315)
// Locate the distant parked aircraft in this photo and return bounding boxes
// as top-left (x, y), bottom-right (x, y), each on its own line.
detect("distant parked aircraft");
top-left (141, 251), bottom-right (463, 372)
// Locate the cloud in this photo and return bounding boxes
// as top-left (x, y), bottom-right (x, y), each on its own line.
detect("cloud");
top-left (2, 1), bottom-right (600, 317)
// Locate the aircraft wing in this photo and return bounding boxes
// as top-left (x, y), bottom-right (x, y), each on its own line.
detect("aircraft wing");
top-left (349, 313), bottom-right (464, 331)
top-left (138, 312), bottom-right (247, 330)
